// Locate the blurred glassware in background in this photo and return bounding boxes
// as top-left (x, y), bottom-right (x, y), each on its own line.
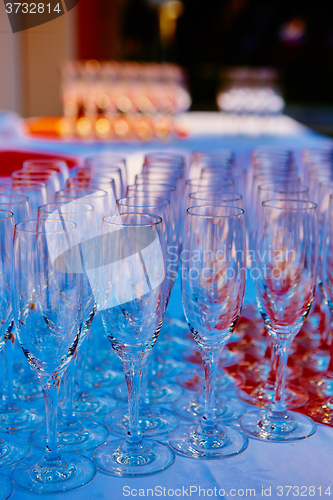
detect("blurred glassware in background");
top-left (60, 60), bottom-right (191, 141)
top-left (217, 67), bottom-right (285, 116)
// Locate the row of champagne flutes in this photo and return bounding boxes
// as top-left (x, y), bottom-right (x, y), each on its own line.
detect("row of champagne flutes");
top-left (0, 146), bottom-right (326, 497)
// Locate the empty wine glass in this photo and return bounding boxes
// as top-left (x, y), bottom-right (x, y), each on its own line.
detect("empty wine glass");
top-left (169, 205), bottom-right (248, 459)
top-left (31, 203), bottom-right (111, 451)
top-left (11, 219), bottom-right (96, 493)
top-left (0, 210), bottom-right (30, 469)
top-left (93, 213), bottom-right (175, 476)
top-left (0, 194), bottom-right (44, 432)
top-left (305, 194), bottom-right (333, 423)
top-left (240, 199), bottom-right (318, 441)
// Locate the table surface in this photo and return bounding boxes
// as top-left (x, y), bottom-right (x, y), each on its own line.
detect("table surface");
top-left (1, 112), bottom-right (333, 500)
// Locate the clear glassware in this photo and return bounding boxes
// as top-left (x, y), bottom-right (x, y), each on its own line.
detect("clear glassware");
top-left (188, 191), bottom-right (243, 208)
top-left (23, 159), bottom-right (69, 190)
top-left (55, 188), bottom-right (111, 229)
top-left (115, 195), bottom-right (182, 408)
top-left (31, 203), bottom-right (111, 451)
top-left (305, 194), bottom-right (333, 423)
top-left (76, 164), bottom-right (124, 198)
top-left (0, 195), bottom-right (44, 432)
top-left (0, 181), bottom-right (47, 220)
top-left (66, 176), bottom-right (116, 208)
top-left (11, 219), bottom-right (96, 493)
top-left (240, 199), bottom-right (318, 442)
top-left (168, 205), bottom-right (248, 459)
top-left (93, 213), bottom-right (175, 476)
top-left (11, 170), bottom-right (60, 203)
top-left (85, 154), bottom-right (127, 189)
top-left (0, 210), bottom-right (30, 469)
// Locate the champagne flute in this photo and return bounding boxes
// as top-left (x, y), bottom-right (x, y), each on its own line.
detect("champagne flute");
top-left (93, 213), bottom-right (175, 476)
top-left (11, 219), bottom-right (96, 493)
top-left (31, 203), bottom-right (110, 451)
top-left (240, 199), bottom-right (318, 441)
top-left (0, 194), bottom-right (45, 432)
top-left (0, 210), bottom-right (30, 469)
top-left (169, 205), bottom-right (248, 459)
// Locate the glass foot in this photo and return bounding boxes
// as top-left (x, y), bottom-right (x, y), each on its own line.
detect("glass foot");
top-left (0, 473), bottom-right (12, 500)
top-left (238, 359), bottom-right (303, 383)
top-left (105, 407), bottom-right (178, 438)
top-left (168, 423), bottom-right (248, 459)
top-left (305, 397), bottom-right (333, 425)
top-left (177, 369), bottom-right (244, 392)
top-left (14, 371), bottom-right (42, 401)
top-left (173, 392), bottom-right (245, 423)
top-left (85, 367), bottom-right (124, 389)
top-left (240, 409), bottom-right (316, 442)
top-left (114, 381), bottom-right (182, 405)
top-left (0, 432), bottom-right (30, 468)
top-left (0, 402), bottom-right (44, 432)
top-left (153, 359), bottom-right (189, 379)
top-left (294, 351), bottom-right (330, 372)
top-left (183, 346), bottom-right (243, 368)
top-left (301, 373), bottom-right (333, 398)
top-left (94, 438), bottom-right (175, 477)
top-left (11, 452), bottom-right (96, 494)
top-left (238, 382), bottom-right (309, 408)
top-left (62, 391), bottom-right (118, 419)
top-left (31, 419), bottom-right (108, 452)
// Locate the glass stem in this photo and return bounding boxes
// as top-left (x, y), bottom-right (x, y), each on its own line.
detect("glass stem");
top-left (2, 331), bottom-right (16, 407)
top-left (42, 376), bottom-right (61, 463)
top-left (124, 360), bottom-right (143, 447)
top-left (271, 340), bottom-right (289, 416)
top-left (62, 360), bottom-right (77, 425)
top-left (76, 336), bottom-right (88, 395)
top-left (140, 362), bottom-right (150, 411)
top-left (202, 350), bottom-right (219, 428)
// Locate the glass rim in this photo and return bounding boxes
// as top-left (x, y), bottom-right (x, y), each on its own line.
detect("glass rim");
top-left (79, 165), bottom-right (121, 173)
top-left (56, 188), bottom-right (108, 199)
top-left (12, 170), bottom-right (54, 179)
top-left (189, 191), bottom-right (242, 200)
top-left (262, 199), bottom-right (317, 210)
top-left (0, 209), bottom-right (14, 221)
top-left (130, 182), bottom-right (176, 190)
top-left (38, 202), bottom-right (95, 214)
top-left (187, 205), bottom-right (244, 218)
top-left (0, 193), bottom-right (29, 205)
top-left (73, 174), bottom-right (115, 183)
top-left (186, 178), bottom-right (235, 187)
top-left (2, 180), bottom-right (47, 189)
top-left (15, 218), bottom-right (78, 234)
top-left (258, 183), bottom-right (309, 193)
top-left (116, 196), bottom-right (170, 208)
top-left (23, 159), bottom-right (67, 166)
top-left (128, 184), bottom-right (177, 193)
top-left (103, 213), bottom-right (163, 227)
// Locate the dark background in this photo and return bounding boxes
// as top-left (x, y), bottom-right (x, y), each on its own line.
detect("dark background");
top-left (77, 0), bottom-right (333, 132)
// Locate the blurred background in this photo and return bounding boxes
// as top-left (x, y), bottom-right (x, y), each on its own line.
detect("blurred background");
top-left (1, 0), bottom-right (333, 135)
